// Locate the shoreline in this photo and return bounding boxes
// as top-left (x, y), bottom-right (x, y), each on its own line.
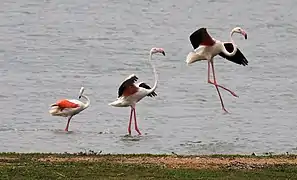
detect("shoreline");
top-left (1, 152), bottom-right (297, 179)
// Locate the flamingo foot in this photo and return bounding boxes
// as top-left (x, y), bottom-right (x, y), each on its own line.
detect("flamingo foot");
top-left (135, 128), bottom-right (142, 136)
top-left (128, 128), bottom-right (131, 135)
top-left (228, 90), bottom-right (238, 98)
top-left (222, 107), bottom-right (229, 114)
top-left (64, 128), bottom-right (69, 132)
top-left (231, 92), bottom-right (238, 98)
top-left (208, 80), bottom-right (239, 98)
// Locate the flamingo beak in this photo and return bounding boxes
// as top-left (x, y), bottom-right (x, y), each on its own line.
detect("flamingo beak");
top-left (242, 31), bottom-right (247, 39)
top-left (162, 51), bottom-right (165, 56)
top-left (78, 95), bottom-right (82, 99)
top-left (51, 104), bottom-right (57, 107)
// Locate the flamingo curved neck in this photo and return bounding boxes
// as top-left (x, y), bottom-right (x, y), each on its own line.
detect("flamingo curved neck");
top-left (221, 30), bottom-right (238, 57)
top-left (147, 52), bottom-right (158, 95)
top-left (80, 95), bottom-right (90, 109)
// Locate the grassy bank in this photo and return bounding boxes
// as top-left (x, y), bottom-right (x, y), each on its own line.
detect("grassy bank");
top-left (1, 152), bottom-right (297, 179)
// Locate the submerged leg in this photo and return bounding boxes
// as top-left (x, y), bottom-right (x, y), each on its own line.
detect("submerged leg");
top-left (65, 115), bottom-right (73, 131)
top-left (207, 61), bottom-right (238, 97)
top-left (133, 107), bottom-right (142, 135)
top-left (210, 61), bottom-right (229, 113)
top-left (128, 107), bottom-right (133, 135)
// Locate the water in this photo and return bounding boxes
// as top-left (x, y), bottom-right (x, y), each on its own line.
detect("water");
top-left (0, 0), bottom-right (297, 155)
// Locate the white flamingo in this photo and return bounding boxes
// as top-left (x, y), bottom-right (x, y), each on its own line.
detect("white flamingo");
top-left (186, 27), bottom-right (248, 113)
top-left (49, 87), bottom-right (90, 131)
top-left (109, 47), bottom-right (165, 135)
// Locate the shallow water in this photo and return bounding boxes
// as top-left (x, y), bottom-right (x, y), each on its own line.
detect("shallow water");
top-left (0, 0), bottom-right (297, 155)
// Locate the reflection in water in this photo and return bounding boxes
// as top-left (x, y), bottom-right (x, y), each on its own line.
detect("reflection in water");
top-left (120, 135), bottom-right (142, 142)
top-left (52, 129), bottom-right (75, 135)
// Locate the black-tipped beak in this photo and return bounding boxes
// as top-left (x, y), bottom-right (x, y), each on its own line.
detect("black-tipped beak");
top-left (78, 95), bottom-right (82, 99)
top-left (162, 51), bottom-right (165, 56)
top-left (51, 104), bottom-right (57, 107)
top-left (244, 34), bottom-right (247, 39)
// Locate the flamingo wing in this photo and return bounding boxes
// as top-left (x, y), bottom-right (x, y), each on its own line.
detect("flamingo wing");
top-left (54, 99), bottom-right (80, 109)
top-left (189, 27), bottom-right (215, 49)
top-left (219, 43), bottom-right (248, 66)
top-left (118, 74), bottom-right (139, 98)
top-left (138, 82), bottom-right (157, 97)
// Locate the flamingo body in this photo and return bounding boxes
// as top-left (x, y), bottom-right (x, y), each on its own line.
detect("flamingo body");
top-left (186, 43), bottom-right (227, 64)
top-left (49, 99), bottom-right (86, 117)
top-left (109, 89), bottom-right (150, 107)
top-left (109, 75), bottom-right (156, 107)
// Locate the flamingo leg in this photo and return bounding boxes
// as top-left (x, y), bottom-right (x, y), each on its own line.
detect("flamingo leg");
top-left (209, 61), bottom-right (229, 113)
top-left (128, 107), bottom-right (133, 135)
top-left (133, 107), bottom-right (142, 135)
top-left (207, 61), bottom-right (238, 97)
top-left (65, 115), bottom-right (73, 131)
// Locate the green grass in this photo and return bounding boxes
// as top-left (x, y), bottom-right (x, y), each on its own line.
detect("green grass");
top-left (1, 153), bottom-right (297, 180)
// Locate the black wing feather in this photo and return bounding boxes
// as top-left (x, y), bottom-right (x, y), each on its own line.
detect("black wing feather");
top-left (118, 75), bottom-right (138, 98)
top-left (138, 83), bottom-right (157, 97)
top-left (189, 28), bottom-right (213, 49)
top-left (219, 43), bottom-right (248, 66)
top-left (189, 28), bottom-right (206, 49)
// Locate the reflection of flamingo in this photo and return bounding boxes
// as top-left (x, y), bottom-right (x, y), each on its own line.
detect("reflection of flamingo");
top-left (109, 47), bottom-right (165, 135)
top-left (186, 27), bottom-right (248, 113)
top-left (49, 87), bottom-right (90, 131)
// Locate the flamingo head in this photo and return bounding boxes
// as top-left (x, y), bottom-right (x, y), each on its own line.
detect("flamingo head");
top-left (232, 27), bottom-right (247, 39)
top-left (78, 87), bottom-right (85, 99)
top-left (150, 47), bottom-right (165, 56)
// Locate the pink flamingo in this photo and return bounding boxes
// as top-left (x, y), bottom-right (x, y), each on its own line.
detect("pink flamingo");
top-left (186, 27), bottom-right (248, 113)
top-left (49, 87), bottom-right (90, 131)
top-left (109, 47), bottom-right (165, 135)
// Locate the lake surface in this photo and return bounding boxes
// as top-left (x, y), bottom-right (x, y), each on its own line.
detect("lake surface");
top-left (0, 0), bottom-right (296, 155)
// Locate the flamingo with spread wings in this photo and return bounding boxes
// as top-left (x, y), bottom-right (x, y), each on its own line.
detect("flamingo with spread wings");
top-left (49, 87), bottom-right (90, 131)
top-left (109, 47), bottom-right (165, 135)
top-left (186, 27), bottom-right (248, 113)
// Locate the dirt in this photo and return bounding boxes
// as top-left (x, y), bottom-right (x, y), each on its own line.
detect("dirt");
top-left (0, 157), bottom-right (19, 165)
top-left (37, 155), bottom-right (297, 169)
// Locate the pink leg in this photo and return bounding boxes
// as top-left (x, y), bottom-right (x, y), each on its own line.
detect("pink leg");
top-left (65, 116), bottom-right (73, 131)
top-left (132, 107), bottom-right (142, 135)
top-left (128, 107), bottom-right (133, 135)
top-left (207, 62), bottom-right (238, 97)
top-left (209, 61), bottom-right (229, 113)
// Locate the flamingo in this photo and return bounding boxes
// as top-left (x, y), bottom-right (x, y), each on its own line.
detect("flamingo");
top-left (186, 27), bottom-right (249, 113)
top-left (49, 87), bottom-right (90, 131)
top-left (109, 47), bottom-right (165, 136)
